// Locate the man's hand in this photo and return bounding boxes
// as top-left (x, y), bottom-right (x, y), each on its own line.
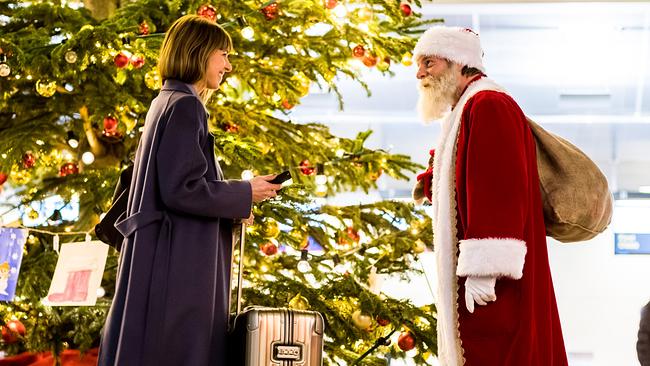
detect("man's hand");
top-left (464, 276), bottom-right (497, 313)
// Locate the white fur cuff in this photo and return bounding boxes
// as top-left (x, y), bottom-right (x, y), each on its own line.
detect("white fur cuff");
top-left (456, 238), bottom-right (527, 279)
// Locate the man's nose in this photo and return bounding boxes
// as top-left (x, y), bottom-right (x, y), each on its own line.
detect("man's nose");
top-left (416, 68), bottom-right (427, 80)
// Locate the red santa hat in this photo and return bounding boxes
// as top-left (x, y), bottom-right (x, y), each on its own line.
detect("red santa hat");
top-left (413, 26), bottom-right (486, 72)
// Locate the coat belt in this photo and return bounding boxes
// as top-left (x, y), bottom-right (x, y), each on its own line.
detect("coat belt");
top-left (115, 210), bottom-right (172, 365)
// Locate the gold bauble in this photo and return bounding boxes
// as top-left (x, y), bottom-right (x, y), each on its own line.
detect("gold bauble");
top-left (36, 79), bottom-right (57, 97)
top-left (376, 61), bottom-right (390, 72)
top-left (262, 219), bottom-right (280, 238)
top-left (288, 293), bottom-right (310, 310)
top-left (352, 310), bottom-right (373, 330)
top-left (358, 7), bottom-right (373, 21)
top-left (290, 229), bottom-right (309, 249)
top-left (401, 52), bottom-right (414, 67)
top-left (144, 69), bottom-right (162, 90)
top-left (413, 239), bottom-right (427, 254)
top-left (10, 169), bottom-right (30, 185)
top-left (28, 209), bottom-right (39, 220)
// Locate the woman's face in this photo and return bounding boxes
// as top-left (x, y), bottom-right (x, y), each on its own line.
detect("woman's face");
top-left (204, 49), bottom-right (232, 90)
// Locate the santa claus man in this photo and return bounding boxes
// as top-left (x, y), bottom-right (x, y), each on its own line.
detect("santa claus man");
top-left (413, 26), bottom-right (568, 365)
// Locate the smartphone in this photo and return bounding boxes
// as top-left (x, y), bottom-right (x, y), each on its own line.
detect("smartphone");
top-left (268, 170), bottom-right (292, 185)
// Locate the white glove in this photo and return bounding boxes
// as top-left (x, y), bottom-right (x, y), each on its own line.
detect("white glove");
top-left (464, 276), bottom-right (497, 313)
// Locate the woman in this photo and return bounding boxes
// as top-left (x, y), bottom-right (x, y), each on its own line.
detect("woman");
top-left (98, 15), bottom-right (281, 366)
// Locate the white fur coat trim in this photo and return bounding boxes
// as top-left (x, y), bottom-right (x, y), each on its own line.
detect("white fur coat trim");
top-left (413, 26), bottom-right (485, 72)
top-left (457, 238), bottom-right (527, 279)
top-left (431, 77), bottom-right (507, 366)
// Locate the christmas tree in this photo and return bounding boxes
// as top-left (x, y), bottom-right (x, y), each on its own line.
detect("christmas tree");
top-left (0, 0), bottom-right (439, 364)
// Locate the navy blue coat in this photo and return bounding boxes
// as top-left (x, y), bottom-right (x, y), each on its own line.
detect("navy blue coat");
top-left (98, 79), bottom-right (252, 366)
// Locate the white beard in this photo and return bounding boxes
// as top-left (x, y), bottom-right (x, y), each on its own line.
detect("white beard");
top-left (417, 68), bottom-right (459, 124)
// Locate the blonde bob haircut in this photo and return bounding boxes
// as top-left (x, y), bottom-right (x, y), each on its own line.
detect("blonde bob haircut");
top-left (158, 15), bottom-right (233, 103)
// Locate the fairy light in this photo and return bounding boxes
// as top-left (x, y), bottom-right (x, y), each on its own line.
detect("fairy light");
top-left (297, 249), bottom-right (311, 273)
top-left (241, 170), bottom-right (254, 180)
top-left (82, 151), bottom-right (95, 165)
top-left (241, 26), bottom-right (255, 40)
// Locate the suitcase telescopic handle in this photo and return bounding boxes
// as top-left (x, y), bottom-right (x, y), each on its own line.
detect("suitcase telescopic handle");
top-left (228, 222), bottom-right (246, 321)
top-left (236, 222), bottom-right (245, 315)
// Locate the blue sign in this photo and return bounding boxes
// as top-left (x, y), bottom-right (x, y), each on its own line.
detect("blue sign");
top-left (0, 228), bottom-right (28, 301)
top-left (615, 233), bottom-right (650, 255)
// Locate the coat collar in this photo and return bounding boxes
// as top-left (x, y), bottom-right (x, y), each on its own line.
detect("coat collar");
top-left (162, 79), bottom-right (199, 99)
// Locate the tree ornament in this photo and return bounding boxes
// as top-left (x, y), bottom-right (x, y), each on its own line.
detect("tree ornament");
top-left (223, 123), bottom-right (239, 133)
top-left (281, 100), bottom-right (293, 110)
top-left (401, 52), bottom-right (413, 66)
top-left (1, 320), bottom-right (26, 344)
top-left (288, 293), bottom-right (310, 310)
top-left (28, 208), bottom-right (39, 219)
top-left (289, 229), bottom-right (309, 249)
top-left (36, 79), bottom-right (57, 97)
top-left (103, 116), bottom-right (119, 134)
top-left (351, 310), bottom-right (373, 330)
top-left (263, 218), bottom-right (280, 238)
top-left (139, 21), bottom-right (150, 35)
top-left (358, 7), bottom-right (373, 21)
top-left (114, 52), bottom-right (130, 68)
top-left (0, 172), bottom-right (7, 186)
top-left (352, 45), bottom-right (365, 58)
top-left (376, 316), bottom-right (390, 326)
top-left (0, 63), bottom-right (10, 77)
top-left (22, 152), bottom-right (36, 169)
top-left (144, 69), bottom-right (162, 90)
top-left (260, 242), bottom-right (278, 256)
top-left (324, 0), bottom-right (337, 9)
top-left (130, 54), bottom-right (145, 69)
top-left (64, 50), bottom-right (78, 64)
top-left (400, 3), bottom-right (413, 16)
top-left (59, 162), bottom-right (79, 177)
top-left (397, 331), bottom-right (416, 351)
top-left (362, 55), bottom-right (377, 67)
top-left (345, 226), bottom-right (360, 243)
top-left (299, 159), bottom-right (315, 175)
top-left (413, 239), bottom-right (426, 254)
top-left (197, 4), bottom-right (217, 22)
top-left (261, 3), bottom-right (279, 20)
top-left (369, 168), bottom-right (383, 181)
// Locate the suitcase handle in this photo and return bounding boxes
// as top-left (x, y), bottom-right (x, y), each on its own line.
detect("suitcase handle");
top-left (229, 223), bottom-right (246, 321)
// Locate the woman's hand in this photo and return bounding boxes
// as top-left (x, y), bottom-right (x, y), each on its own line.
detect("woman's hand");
top-left (249, 175), bottom-right (282, 203)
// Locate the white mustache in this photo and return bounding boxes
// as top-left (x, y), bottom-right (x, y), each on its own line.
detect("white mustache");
top-left (417, 71), bottom-right (458, 124)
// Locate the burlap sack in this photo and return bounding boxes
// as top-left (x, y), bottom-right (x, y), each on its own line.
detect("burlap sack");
top-left (527, 118), bottom-right (613, 243)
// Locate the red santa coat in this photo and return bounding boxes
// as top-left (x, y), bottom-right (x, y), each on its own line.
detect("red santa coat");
top-left (430, 77), bottom-right (568, 365)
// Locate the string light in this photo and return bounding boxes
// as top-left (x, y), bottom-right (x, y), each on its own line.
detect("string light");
top-left (67, 131), bottom-right (79, 148)
top-left (297, 249), bottom-right (311, 273)
top-left (241, 170), bottom-right (254, 180)
top-left (82, 151), bottom-right (95, 165)
top-left (241, 26), bottom-right (255, 40)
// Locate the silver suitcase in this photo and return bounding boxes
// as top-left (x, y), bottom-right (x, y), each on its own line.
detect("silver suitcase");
top-left (228, 224), bottom-right (325, 366)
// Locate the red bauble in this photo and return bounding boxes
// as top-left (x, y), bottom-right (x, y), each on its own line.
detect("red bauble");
top-left (400, 3), bottom-right (412, 16)
top-left (397, 331), bottom-right (416, 351)
top-left (261, 242), bottom-right (278, 256)
top-left (346, 227), bottom-right (360, 242)
top-left (59, 162), bottom-right (79, 177)
top-left (224, 123), bottom-right (239, 133)
top-left (114, 52), bottom-right (130, 68)
top-left (0, 172), bottom-right (7, 186)
top-left (362, 55), bottom-right (377, 67)
top-left (325, 0), bottom-right (337, 9)
top-left (376, 316), bottom-right (390, 326)
top-left (352, 45), bottom-right (365, 58)
top-left (103, 116), bottom-right (118, 133)
top-left (281, 100), bottom-right (294, 109)
top-left (299, 160), bottom-right (315, 175)
top-left (261, 3), bottom-right (279, 20)
top-left (22, 152), bottom-right (36, 169)
top-left (2, 320), bottom-right (26, 344)
top-left (197, 4), bottom-right (217, 22)
top-left (130, 54), bottom-right (145, 69)
top-left (139, 21), bottom-right (150, 35)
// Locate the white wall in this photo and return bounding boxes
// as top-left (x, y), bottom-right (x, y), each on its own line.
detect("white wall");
top-left (549, 201), bottom-right (650, 366)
